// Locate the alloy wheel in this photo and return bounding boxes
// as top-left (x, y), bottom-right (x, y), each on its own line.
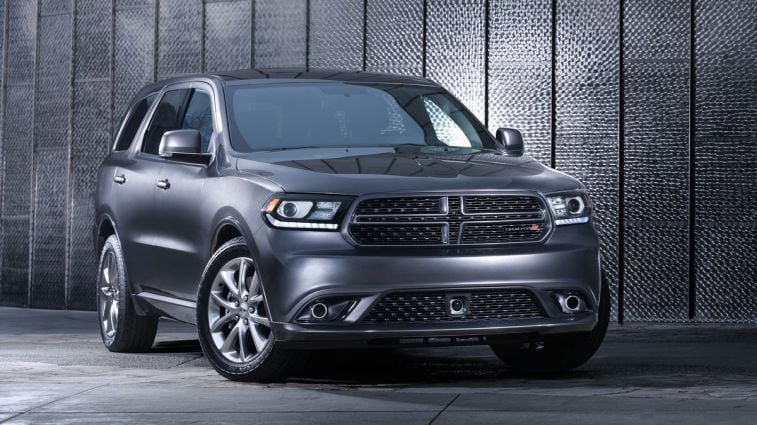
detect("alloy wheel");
top-left (207, 257), bottom-right (272, 363)
top-left (98, 251), bottom-right (120, 342)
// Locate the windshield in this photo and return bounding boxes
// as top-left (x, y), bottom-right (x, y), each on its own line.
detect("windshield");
top-left (224, 82), bottom-right (497, 152)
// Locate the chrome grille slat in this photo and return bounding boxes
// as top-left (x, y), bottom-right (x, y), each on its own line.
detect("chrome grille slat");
top-left (364, 289), bottom-right (544, 323)
top-left (348, 194), bottom-right (549, 246)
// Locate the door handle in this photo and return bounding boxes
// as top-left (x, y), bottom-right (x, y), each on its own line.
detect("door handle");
top-left (113, 174), bottom-right (126, 184)
top-left (156, 179), bottom-right (170, 190)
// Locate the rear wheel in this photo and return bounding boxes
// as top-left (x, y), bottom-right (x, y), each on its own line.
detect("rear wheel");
top-left (488, 275), bottom-right (610, 373)
top-left (196, 237), bottom-right (307, 382)
top-left (97, 234), bottom-right (158, 352)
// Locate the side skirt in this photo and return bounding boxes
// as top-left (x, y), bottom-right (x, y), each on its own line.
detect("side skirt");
top-left (134, 291), bottom-right (197, 325)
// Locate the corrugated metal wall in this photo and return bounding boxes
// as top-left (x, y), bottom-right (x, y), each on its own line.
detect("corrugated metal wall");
top-left (0, 0), bottom-right (754, 323)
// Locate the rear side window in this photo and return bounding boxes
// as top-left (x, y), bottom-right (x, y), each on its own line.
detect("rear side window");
top-left (113, 94), bottom-right (156, 151)
top-left (141, 88), bottom-right (214, 155)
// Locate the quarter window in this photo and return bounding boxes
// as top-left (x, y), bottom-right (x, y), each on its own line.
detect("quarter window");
top-left (113, 94), bottom-right (156, 151)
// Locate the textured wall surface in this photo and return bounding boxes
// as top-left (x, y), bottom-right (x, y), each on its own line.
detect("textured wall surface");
top-left (0, 0), bottom-right (754, 324)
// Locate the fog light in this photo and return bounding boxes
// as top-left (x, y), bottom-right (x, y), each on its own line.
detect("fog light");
top-left (554, 292), bottom-right (587, 314)
top-left (310, 303), bottom-right (328, 319)
top-left (296, 298), bottom-right (357, 322)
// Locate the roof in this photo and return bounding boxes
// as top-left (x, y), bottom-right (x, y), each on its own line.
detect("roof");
top-left (136, 68), bottom-right (435, 97)
top-left (213, 68), bottom-right (434, 85)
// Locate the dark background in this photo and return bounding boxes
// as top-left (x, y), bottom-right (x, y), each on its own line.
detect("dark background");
top-left (0, 0), bottom-right (754, 323)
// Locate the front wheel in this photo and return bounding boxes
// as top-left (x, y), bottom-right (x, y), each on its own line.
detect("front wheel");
top-left (196, 237), bottom-right (307, 382)
top-left (488, 274), bottom-right (611, 373)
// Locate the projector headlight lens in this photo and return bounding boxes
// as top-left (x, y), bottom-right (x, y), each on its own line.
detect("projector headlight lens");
top-left (263, 194), bottom-right (352, 230)
top-left (546, 192), bottom-right (591, 226)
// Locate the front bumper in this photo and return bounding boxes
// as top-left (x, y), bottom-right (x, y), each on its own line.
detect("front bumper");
top-left (252, 222), bottom-right (602, 347)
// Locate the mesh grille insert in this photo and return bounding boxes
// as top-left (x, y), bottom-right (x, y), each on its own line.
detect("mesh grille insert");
top-left (364, 289), bottom-right (544, 323)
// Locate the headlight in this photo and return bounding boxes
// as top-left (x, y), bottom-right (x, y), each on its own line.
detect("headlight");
top-left (262, 194), bottom-right (352, 230)
top-left (546, 192), bottom-right (592, 226)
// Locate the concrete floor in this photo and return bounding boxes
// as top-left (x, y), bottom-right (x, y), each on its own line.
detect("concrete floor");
top-left (0, 307), bottom-right (755, 424)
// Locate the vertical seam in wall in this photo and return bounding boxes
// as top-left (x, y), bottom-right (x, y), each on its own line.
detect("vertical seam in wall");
top-left (65, 0), bottom-right (75, 309)
top-left (421, 0), bottom-right (427, 77)
top-left (483, 0), bottom-right (489, 129)
top-left (153, 0), bottom-right (159, 81)
top-left (201, 0), bottom-right (206, 73)
top-left (617, 0), bottom-right (625, 324)
top-left (29, 0), bottom-right (41, 308)
top-left (688, 0), bottom-right (696, 320)
top-left (305, 0), bottom-right (310, 70)
top-left (549, 0), bottom-right (557, 169)
top-left (361, 0), bottom-right (367, 71)
top-left (110, 0), bottom-right (115, 141)
top-left (250, 0), bottom-right (255, 69)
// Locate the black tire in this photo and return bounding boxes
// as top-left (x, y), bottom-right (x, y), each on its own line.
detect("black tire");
top-left (97, 234), bottom-right (158, 352)
top-left (196, 237), bottom-right (308, 382)
top-left (488, 274), bottom-right (611, 373)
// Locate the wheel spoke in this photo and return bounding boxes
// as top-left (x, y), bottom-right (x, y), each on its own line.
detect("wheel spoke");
top-left (220, 270), bottom-right (239, 297)
top-left (210, 291), bottom-right (236, 310)
top-left (238, 259), bottom-right (250, 297)
top-left (250, 312), bottom-right (270, 327)
top-left (210, 311), bottom-right (237, 332)
top-left (109, 300), bottom-right (119, 331)
top-left (250, 324), bottom-right (268, 352)
top-left (221, 321), bottom-right (241, 353)
top-left (249, 273), bottom-right (261, 297)
top-left (249, 294), bottom-right (263, 306)
top-left (108, 260), bottom-right (117, 288)
top-left (238, 323), bottom-right (249, 360)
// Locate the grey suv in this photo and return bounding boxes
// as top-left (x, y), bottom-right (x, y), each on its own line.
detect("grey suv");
top-left (95, 69), bottom-right (609, 381)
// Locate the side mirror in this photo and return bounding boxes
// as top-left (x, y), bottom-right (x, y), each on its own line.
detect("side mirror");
top-left (495, 128), bottom-right (524, 157)
top-left (159, 129), bottom-right (201, 158)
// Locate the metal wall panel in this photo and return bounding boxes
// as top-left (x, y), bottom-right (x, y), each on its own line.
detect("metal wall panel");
top-left (426, 0), bottom-right (486, 122)
top-left (114, 0), bottom-right (155, 123)
top-left (555, 0), bottom-right (619, 318)
top-left (365, 0), bottom-right (423, 75)
top-left (204, 0), bottom-right (252, 72)
top-left (31, 149), bottom-right (69, 309)
top-left (157, 0), bottom-right (202, 79)
top-left (623, 0), bottom-right (690, 321)
top-left (254, 0), bottom-right (307, 68)
top-left (694, 0), bottom-right (757, 322)
top-left (31, 1), bottom-right (73, 309)
top-left (0, 2), bottom-right (5, 301)
top-left (309, 0), bottom-right (363, 69)
top-left (1, 0), bottom-right (37, 307)
top-left (68, 0), bottom-right (112, 310)
top-left (487, 0), bottom-right (551, 164)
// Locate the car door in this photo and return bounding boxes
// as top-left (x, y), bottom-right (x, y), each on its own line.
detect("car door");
top-left (106, 94), bottom-right (164, 293)
top-left (128, 87), bottom-right (193, 294)
top-left (151, 83), bottom-right (216, 301)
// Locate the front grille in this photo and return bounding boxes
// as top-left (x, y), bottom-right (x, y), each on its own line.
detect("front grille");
top-left (364, 289), bottom-right (544, 323)
top-left (348, 194), bottom-right (548, 246)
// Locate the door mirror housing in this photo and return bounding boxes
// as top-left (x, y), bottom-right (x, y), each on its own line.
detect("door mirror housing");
top-left (495, 128), bottom-right (524, 157)
top-left (159, 129), bottom-right (201, 157)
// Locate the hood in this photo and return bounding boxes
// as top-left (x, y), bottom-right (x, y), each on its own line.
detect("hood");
top-left (235, 147), bottom-right (583, 196)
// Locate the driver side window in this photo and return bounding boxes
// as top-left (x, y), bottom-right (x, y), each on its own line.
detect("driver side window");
top-left (142, 87), bottom-right (214, 155)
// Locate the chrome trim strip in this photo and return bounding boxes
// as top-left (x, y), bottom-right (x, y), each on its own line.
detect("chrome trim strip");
top-left (137, 291), bottom-right (197, 309)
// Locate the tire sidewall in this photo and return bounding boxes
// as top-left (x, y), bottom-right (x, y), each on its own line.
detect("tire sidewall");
top-left (97, 235), bottom-right (129, 349)
top-left (196, 238), bottom-right (277, 379)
